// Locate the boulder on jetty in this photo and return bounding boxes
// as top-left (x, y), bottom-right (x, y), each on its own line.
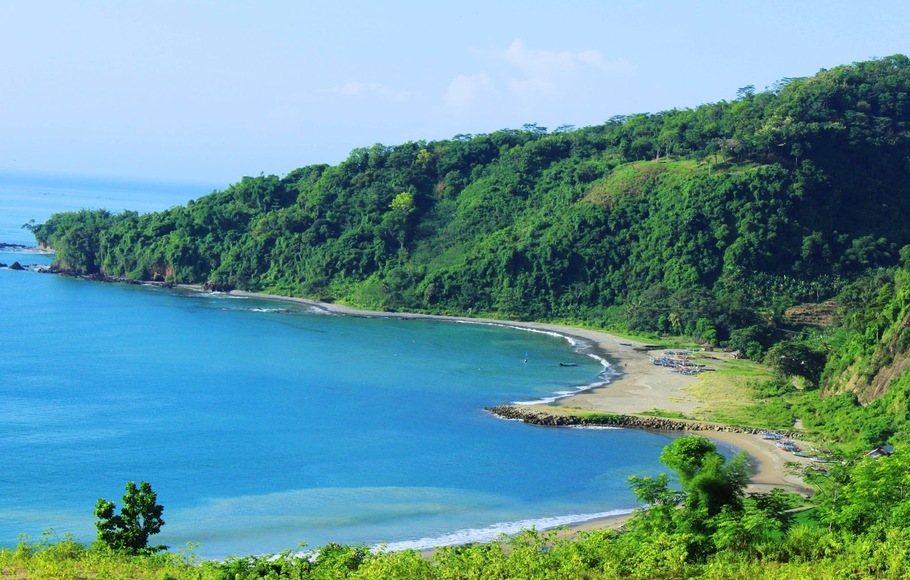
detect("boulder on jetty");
top-left (8, 261), bottom-right (24, 270)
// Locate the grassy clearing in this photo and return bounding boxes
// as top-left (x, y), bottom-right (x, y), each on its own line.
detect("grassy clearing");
top-left (686, 357), bottom-right (777, 423)
top-left (685, 356), bottom-right (815, 431)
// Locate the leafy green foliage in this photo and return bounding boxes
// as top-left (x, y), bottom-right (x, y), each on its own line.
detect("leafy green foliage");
top-left (814, 449), bottom-right (910, 535)
top-left (94, 481), bottom-right (166, 554)
top-left (32, 56), bottom-right (910, 356)
top-left (628, 436), bottom-right (756, 562)
top-left (765, 340), bottom-right (828, 387)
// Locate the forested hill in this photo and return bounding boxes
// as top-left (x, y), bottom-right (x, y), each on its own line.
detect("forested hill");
top-left (32, 55), bottom-right (910, 365)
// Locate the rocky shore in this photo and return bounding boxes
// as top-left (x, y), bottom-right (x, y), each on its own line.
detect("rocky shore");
top-left (486, 405), bottom-right (794, 437)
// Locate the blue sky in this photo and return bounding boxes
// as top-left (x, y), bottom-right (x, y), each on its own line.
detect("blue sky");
top-left (1, 1), bottom-right (907, 185)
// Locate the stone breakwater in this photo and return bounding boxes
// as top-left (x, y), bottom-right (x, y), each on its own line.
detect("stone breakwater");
top-left (486, 405), bottom-right (794, 437)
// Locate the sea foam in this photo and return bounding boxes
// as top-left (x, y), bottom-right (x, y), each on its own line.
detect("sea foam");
top-left (376, 509), bottom-right (634, 552)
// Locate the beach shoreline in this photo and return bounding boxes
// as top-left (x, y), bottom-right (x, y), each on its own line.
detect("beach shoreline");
top-left (190, 287), bottom-right (814, 539)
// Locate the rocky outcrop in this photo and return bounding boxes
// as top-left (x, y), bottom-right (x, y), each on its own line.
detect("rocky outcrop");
top-left (486, 405), bottom-right (792, 437)
top-left (202, 281), bottom-right (234, 292)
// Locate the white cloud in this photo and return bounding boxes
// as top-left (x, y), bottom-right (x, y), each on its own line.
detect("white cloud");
top-left (500, 39), bottom-right (634, 96)
top-left (577, 49), bottom-right (636, 75)
top-left (443, 73), bottom-right (493, 109)
top-left (440, 39), bottom-right (635, 118)
top-left (487, 40), bottom-right (568, 95)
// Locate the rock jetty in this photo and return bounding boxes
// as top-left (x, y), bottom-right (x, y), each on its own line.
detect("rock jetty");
top-left (485, 405), bottom-right (791, 437)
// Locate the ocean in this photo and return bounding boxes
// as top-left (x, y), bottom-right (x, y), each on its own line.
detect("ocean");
top-left (0, 172), bottom-right (679, 558)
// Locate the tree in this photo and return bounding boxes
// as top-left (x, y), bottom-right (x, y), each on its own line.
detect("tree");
top-left (764, 340), bottom-right (828, 388)
top-left (657, 436), bottom-right (749, 520)
top-left (94, 481), bottom-right (166, 554)
top-left (736, 85), bottom-right (756, 100)
top-left (628, 436), bottom-right (752, 562)
top-left (389, 191), bottom-right (415, 214)
top-left (817, 449), bottom-right (910, 534)
top-left (628, 472), bottom-right (686, 536)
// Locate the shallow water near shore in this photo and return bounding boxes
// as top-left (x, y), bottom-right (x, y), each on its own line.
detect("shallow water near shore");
top-left (0, 174), bottom-right (679, 558)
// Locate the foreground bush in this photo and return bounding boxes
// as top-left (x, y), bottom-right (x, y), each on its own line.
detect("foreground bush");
top-left (7, 527), bottom-right (910, 580)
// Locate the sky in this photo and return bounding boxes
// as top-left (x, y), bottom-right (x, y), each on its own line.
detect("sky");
top-left (1, 1), bottom-right (908, 186)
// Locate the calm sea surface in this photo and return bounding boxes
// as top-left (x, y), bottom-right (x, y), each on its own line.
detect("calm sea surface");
top-left (0, 172), bottom-right (679, 558)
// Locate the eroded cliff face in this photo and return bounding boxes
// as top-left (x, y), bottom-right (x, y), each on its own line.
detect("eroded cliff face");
top-left (146, 264), bottom-right (176, 282)
top-left (827, 310), bottom-right (910, 405)
top-left (861, 352), bottom-right (910, 403)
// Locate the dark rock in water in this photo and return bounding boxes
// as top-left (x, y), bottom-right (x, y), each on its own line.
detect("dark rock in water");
top-left (9, 261), bottom-right (24, 270)
top-left (202, 281), bottom-right (234, 292)
top-left (0, 263), bottom-right (6, 268)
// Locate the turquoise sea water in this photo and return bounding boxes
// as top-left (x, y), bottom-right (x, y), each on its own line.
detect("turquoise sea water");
top-left (0, 173), bottom-right (680, 558)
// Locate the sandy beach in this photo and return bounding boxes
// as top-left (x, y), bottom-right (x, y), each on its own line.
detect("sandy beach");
top-left (533, 326), bottom-right (814, 496)
top-left (220, 290), bottom-right (813, 537)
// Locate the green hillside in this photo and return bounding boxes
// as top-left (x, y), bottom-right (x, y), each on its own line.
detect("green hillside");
top-left (32, 55), bottom-right (910, 330)
top-left (29, 54), bottom-right (910, 432)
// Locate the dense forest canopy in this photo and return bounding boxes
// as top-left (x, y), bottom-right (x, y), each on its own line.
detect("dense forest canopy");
top-left (31, 54), bottom-right (910, 395)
